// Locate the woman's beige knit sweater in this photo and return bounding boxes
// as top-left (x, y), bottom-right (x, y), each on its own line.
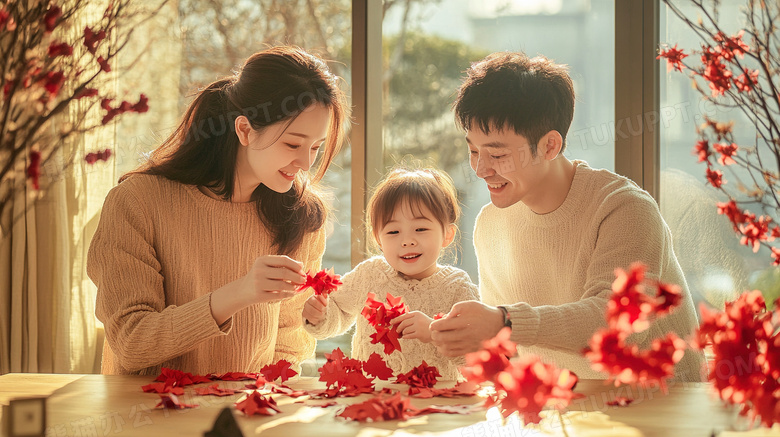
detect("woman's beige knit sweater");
top-left (87, 174), bottom-right (321, 376)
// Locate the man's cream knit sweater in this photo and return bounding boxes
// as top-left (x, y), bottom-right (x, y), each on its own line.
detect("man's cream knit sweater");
top-left (475, 161), bottom-right (705, 381)
top-left (304, 256), bottom-right (480, 380)
top-left (87, 174), bottom-right (321, 376)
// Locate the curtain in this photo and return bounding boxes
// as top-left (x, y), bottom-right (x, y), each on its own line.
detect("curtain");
top-left (0, 0), bottom-right (180, 374)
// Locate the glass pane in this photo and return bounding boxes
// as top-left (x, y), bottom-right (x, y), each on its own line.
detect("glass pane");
top-left (382, 0), bottom-right (615, 282)
top-left (659, 1), bottom-right (778, 311)
top-left (115, 1), bottom-right (353, 368)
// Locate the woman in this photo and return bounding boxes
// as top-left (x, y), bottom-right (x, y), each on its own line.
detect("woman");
top-left (87, 46), bottom-right (348, 376)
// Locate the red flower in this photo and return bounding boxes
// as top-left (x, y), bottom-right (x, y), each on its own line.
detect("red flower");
top-left (494, 356), bottom-right (578, 424)
top-left (48, 42), bottom-right (73, 58)
top-left (693, 140), bottom-right (711, 163)
top-left (83, 26), bottom-right (106, 54)
top-left (657, 44), bottom-right (688, 72)
top-left (703, 118), bottom-right (734, 141)
top-left (40, 71), bottom-right (65, 97)
top-left (26, 150), bottom-right (41, 190)
top-left (235, 391), bottom-right (281, 416)
top-left (705, 167), bottom-right (725, 188)
top-left (717, 200), bottom-right (747, 231)
top-left (260, 359), bottom-right (298, 383)
top-left (701, 46), bottom-right (733, 97)
top-left (653, 280), bottom-right (682, 316)
top-left (85, 149), bottom-right (112, 165)
top-left (395, 361), bottom-right (441, 388)
top-left (0, 8), bottom-right (9, 31)
top-left (696, 292), bottom-right (780, 428)
top-left (97, 56), bottom-right (111, 73)
top-left (133, 94), bottom-right (149, 113)
top-left (713, 30), bottom-right (750, 59)
top-left (734, 68), bottom-right (759, 93)
top-left (462, 327), bottom-right (515, 384)
top-left (739, 215), bottom-right (772, 253)
top-left (713, 142), bottom-right (738, 166)
top-left (361, 292), bottom-right (408, 355)
top-left (43, 5), bottom-right (62, 33)
top-left (606, 263), bottom-right (653, 333)
top-left (771, 247), bottom-right (780, 266)
top-left (297, 268), bottom-right (342, 296)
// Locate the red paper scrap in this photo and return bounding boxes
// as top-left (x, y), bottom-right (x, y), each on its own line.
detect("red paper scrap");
top-left (235, 391), bottom-right (281, 416)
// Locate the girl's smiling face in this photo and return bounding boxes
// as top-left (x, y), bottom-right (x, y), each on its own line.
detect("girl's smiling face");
top-left (377, 201), bottom-right (455, 280)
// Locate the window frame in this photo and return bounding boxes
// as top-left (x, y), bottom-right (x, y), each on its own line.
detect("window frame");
top-left (350, 1), bottom-right (661, 266)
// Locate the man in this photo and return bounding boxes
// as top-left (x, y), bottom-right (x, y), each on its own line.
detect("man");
top-left (429, 52), bottom-right (704, 381)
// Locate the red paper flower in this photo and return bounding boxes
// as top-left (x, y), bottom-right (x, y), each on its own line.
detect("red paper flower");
top-left (85, 148), bottom-right (112, 165)
top-left (315, 348), bottom-right (375, 397)
top-left (26, 150), bottom-right (41, 190)
top-left (43, 5), bottom-right (62, 33)
top-left (260, 359), bottom-right (298, 383)
top-left (494, 356), bottom-right (579, 424)
top-left (297, 268), bottom-right (342, 296)
top-left (154, 393), bottom-right (197, 410)
top-left (47, 42), bottom-right (73, 58)
top-left (713, 142), bottom-right (738, 166)
top-left (462, 327), bottom-right (516, 384)
top-left (693, 140), bottom-right (711, 163)
top-left (696, 291), bottom-right (780, 427)
top-left (141, 382), bottom-right (184, 395)
top-left (235, 391), bottom-right (281, 416)
top-left (657, 44), bottom-right (688, 72)
top-left (361, 292), bottom-right (408, 355)
top-left (153, 367), bottom-right (210, 386)
top-left (705, 167), bottom-right (725, 188)
top-left (586, 263), bottom-right (687, 392)
top-left (83, 26), bottom-right (106, 54)
top-left (395, 361), bottom-right (441, 388)
top-left (363, 352), bottom-right (394, 380)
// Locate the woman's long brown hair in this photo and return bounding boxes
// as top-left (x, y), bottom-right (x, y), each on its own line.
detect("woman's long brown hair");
top-left (123, 46), bottom-right (349, 255)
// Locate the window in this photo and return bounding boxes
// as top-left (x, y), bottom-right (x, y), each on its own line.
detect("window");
top-left (382, 0), bottom-right (615, 281)
top-left (659, 0), bottom-right (778, 310)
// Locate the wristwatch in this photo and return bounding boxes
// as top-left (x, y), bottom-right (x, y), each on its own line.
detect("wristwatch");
top-left (497, 306), bottom-right (512, 329)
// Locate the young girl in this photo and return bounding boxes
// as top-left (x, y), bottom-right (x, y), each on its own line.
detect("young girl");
top-left (302, 167), bottom-right (479, 380)
top-left (87, 46), bottom-right (348, 376)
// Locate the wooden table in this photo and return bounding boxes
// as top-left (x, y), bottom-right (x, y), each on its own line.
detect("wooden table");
top-left (0, 373), bottom-right (758, 436)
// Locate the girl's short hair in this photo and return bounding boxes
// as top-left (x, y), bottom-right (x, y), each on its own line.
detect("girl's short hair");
top-left (367, 167), bottom-right (460, 244)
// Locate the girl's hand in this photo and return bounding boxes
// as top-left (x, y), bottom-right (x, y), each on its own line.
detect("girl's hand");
top-left (392, 311), bottom-right (434, 343)
top-left (303, 294), bottom-right (328, 325)
top-left (242, 255), bottom-right (306, 304)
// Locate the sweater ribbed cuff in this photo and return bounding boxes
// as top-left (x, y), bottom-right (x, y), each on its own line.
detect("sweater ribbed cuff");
top-left (301, 312), bottom-right (333, 339)
top-left (505, 303), bottom-right (540, 347)
top-left (173, 293), bottom-right (233, 339)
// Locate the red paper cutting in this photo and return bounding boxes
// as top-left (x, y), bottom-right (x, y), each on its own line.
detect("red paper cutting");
top-left (461, 327), bottom-right (516, 384)
top-left (154, 367), bottom-right (209, 386)
top-left (361, 292), bottom-right (408, 355)
top-left (363, 352), bottom-right (394, 381)
top-left (142, 382), bottom-right (184, 395)
top-left (336, 391), bottom-right (472, 423)
top-left (260, 360), bottom-right (298, 383)
top-left (235, 391), bottom-right (281, 416)
top-left (395, 361), bottom-right (441, 388)
top-left (154, 393), bottom-right (197, 410)
top-left (298, 268), bottom-right (342, 296)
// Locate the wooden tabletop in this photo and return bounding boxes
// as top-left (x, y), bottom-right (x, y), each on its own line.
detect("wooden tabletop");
top-left (0, 373), bottom-right (761, 436)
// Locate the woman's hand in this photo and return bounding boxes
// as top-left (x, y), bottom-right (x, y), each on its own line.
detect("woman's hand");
top-left (210, 255), bottom-right (306, 325)
top-left (392, 311), bottom-right (434, 343)
top-left (242, 255), bottom-right (306, 304)
top-left (303, 294), bottom-right (328, 325)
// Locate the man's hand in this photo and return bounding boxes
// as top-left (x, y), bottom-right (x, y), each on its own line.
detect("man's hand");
top-left (429, 301), bottom-right (505, 356)
top-left (391, 311), bottom-right (433, 343)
